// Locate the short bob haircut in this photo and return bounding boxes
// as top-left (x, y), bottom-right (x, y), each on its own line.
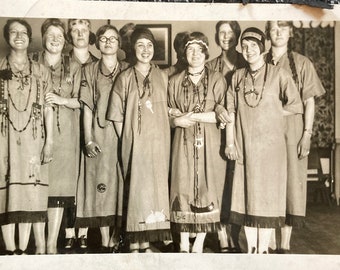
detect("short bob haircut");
top-left (241, 27), bottom-right (266, 54)
top-left (3, 19), bottom-right (33, 45)
top-left (67, 19), bottom-right (96, 46)
top-left (184, 31), bottom-right (209, 60)
top-left (41, 18), bottom-right (67, 50)
top-left (173, 31), bottom-right (189, 56)
top-left (95, 24), bottom-right (121, 50)
top-left (265, 21), bottom-right (294, 40)
top-left (214, 21), bottom-right (241, 47)
top-left (130, 27), bottom-right (156, 49)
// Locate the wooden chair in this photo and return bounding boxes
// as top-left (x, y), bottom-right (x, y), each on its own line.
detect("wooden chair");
top-left (307, 145), bottom-right (334, 207)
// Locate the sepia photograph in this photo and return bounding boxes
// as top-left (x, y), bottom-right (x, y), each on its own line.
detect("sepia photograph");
top-left (0, 0), bottom-right (340, 269)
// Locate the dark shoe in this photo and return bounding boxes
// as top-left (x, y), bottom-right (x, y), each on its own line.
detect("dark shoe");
top-left (64, 237), bottom-right (76, 249)
top-left (109, 244), bottom-right (120, 253)
top-left (277, 248), bottom-right (290, 254)
top-left (99, 246), bottom-right (111, 253)
top-left (220, 247), bottom-right (242, 253)
top-left (14, 249), bottom-right (27, 255)
top-left (78, 235), bottom-right (88, 249)
top-left (268, 247), bottom-right (278, 254)
top-left (4, 250), bottom-right (15, 255)
top-left (139, 247), bottom-right (152, 253)
top-left (160, 242), bottom-right (175, 253)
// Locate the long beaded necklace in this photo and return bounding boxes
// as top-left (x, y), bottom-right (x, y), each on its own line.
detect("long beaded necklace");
top-left (6, 57), bottom-right (33, 113)
top-left (49, 57), bottom-right (63, 134)
top-left (0, 57), bottom-right (43, 142)
top-left (95, 60), bottom-right (119, 129)
top-left (133, 66), bottom-right (152, 134)
top-left (243, 63), bottom-right (268, 108)
top-left (182, 67), bottom-right (210, 211)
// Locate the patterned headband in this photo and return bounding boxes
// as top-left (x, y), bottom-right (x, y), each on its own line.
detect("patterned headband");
top-left (241, 32), bottom-right (262, 42)
top-left (184, 39), bottom-right (209, 50)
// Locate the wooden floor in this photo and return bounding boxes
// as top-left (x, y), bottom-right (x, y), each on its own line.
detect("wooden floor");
top-left (0, 202), bottom-right (339, 255)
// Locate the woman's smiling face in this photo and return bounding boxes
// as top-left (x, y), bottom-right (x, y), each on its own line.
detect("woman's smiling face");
top-left (241, 39), bottom-right (262, 65)
top-left (218, 23), bottom-right (237, 51)
top-left (186, 43), bottom-right (206, 68)
top-left (8, 22), bottom-right (29, 51)
top-left (134, 38), bottom-right (154, 64)
top-left (44, 25), bottom-right (65, 54)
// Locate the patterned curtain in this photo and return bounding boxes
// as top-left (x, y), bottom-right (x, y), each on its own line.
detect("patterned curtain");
top-left (292, 25), bottom-right (335, 148)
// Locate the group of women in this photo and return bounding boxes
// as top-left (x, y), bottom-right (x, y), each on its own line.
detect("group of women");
top-left (0, 18), bottom-right (325, 255)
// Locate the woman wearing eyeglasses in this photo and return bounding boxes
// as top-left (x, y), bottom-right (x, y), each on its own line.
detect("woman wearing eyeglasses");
top-left (75, 24), bottom-right (128, 253)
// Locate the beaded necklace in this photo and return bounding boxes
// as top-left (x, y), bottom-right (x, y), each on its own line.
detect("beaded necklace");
top-left (243, 63), bottom-right (268, 108)
top-left (49, 57), bottom-right (63, 134)
top-left (133, 66), bottom-right (152, 134)
top-left (218, 53), bottom-right (237, 74)
top-left (95, 60), bottom-right (119, 129)
top-left (6, 56), bottom-right (33, 113)
top-left (99, 60), bottom-right (118, 80)
top-left (182, 66), bottom-right (212, 212)
top-left (0, 56), bottom-right (43, 141)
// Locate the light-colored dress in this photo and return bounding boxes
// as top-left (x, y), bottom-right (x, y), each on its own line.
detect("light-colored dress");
top-left (206, 52), bottom-right (247, 223)
top-left (168, 68), bottom-right (226, 233)
top-left (0, 57), bottom-right (52, 225)
top-left (228, 63), bottom-right (303, 228)
top-left (107, 66), bottom-right (171, 243)
top-left (75, 60), bottom-right (128, 228)
top-left (32, 52), bottom-right (81, 208)
top-left (266, 51), bottom-right (325, 227)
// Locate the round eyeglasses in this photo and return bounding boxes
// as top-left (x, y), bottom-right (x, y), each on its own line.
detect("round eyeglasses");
top-left (99, 36), bottom-right (118, 43)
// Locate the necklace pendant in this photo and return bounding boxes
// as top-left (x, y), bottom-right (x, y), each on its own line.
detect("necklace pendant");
top-left (145, 99), bottom-right (154, 114)
top-left (17, 136), bottom-right (21, 146)
top-left (194, 136), bottom-right (204, 149)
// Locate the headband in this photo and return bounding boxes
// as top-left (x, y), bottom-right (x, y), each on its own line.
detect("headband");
top-left (241, 32), bottom-right (262, 42)
top-left (184, 39), bottom-right (209, 50)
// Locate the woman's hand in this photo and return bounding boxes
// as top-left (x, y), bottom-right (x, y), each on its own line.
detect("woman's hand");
top-left (298, 132), bottom-right (311, 159)
top-left (225, 144), bottom-right (238, 160)
top-left (168, 108), bottom-right (183, 117)
top-left (215, 105), bottom-right (232, 124)
top-left (85, 141), bottom-right (102, 158)
top-left (41, 142), bottom-right (53, 164)
top-left (173, 112), bottom-right (197, 128)
top-left (45, 92), bottom-right (67, 106)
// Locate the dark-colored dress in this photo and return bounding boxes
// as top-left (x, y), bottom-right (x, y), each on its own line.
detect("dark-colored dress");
top-left (0, 57), bottom-right (52, 225)
top-left (75, 60), bottom-right (128, 228)
top-left (266, 51), bottom-right (325, 227)
top-left (206, 52), bottom-right (247, 223)
top-left (168, 68), bottom-right (226, 233)
top-left (228, 64), bottom-right (303, 228)
top-left (107, 66), bottom-right (171, 243)
top-left (32, 52), bottom-right (81, 208)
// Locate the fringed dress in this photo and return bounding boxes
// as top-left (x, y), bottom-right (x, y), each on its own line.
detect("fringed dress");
top-left (0, 57), bottom-right (52, 225)
top-left (107, 66), bottom-right (172, 243)
top-left (206, 52), bottom-right (247, 223)
top-left (75, 60), bottom-right (128, 228)
top-left (168, 68), bottom-right (227, 233)
top-left (227, 64), bottom-right (303, 228)
top-left (266, 51), bottom-right (325, 227)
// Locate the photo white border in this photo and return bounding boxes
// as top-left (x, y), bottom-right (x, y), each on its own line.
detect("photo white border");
top-left (0, 1), bottom-right (340, 269)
